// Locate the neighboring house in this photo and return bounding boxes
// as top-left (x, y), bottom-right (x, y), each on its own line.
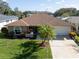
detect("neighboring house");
top-left (0, 14), bottom-right (18, 30)
top-left (58, 16), bottom-right (79, 32)
top-left (6, 14), bottom-right (71, 36)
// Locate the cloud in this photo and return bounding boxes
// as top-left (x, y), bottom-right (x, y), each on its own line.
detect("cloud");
top-left (56, 2), bottom-right (61, 4)
top-left (61, 0), bottom-right (65, 3)
top-left (2, 0), bottom-right (7, 2)
top-left (56, 0), bottom-right (65, 4)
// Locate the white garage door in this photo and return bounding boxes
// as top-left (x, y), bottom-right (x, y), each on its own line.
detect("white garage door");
top-left (54, 26), bottom-right (71, 35)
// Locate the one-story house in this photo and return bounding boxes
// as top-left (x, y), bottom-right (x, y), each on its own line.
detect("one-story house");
top-left (5, 13), bottom-right (72, 38)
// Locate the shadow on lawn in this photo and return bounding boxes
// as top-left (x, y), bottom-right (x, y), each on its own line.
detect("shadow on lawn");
top-left (13, 41), bottom-right (41, 59)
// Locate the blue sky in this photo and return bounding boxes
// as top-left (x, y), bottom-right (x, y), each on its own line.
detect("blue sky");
top-left (3, 0), bottom-right (79, 12)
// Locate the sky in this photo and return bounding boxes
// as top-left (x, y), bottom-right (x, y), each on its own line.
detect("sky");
top-left (2, 0), bottom-right (79, 13)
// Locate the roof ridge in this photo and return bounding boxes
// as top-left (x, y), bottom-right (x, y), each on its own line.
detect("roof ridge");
top-left (21, 20), bottom-right (29, 26)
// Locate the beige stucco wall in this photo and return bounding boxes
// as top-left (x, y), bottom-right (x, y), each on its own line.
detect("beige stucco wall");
top-left (8, 26), bottom-right (71, 35)
top-left (8, 26), bottom-right (14, 32)
top-left (8, 26), bottom-right (28, 33)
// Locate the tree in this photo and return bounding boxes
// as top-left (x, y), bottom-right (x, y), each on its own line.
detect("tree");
top-left (14, 7), bottom-right (19, 12)
top-left (53, 8), bottom-right (77, 17)
top-left (62, 12), bottom-right (70, 17)
top-left (23, 11), bottom-right (28, 17)
top-left (14, 7), bottom-right (24, 19)
top-left (38, 25), bottom-right (56, 46)
top-left (76, 10), bottom-right (79, 16)
top-left (0, 0), bottom-right (12, 15)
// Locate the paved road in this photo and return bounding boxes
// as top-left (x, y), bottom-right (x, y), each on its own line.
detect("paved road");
top-left (49, 40), bottom-right (79, 59)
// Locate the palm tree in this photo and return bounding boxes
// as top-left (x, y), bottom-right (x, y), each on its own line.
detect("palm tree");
top-left (38, 25), bottom-right (56, 46)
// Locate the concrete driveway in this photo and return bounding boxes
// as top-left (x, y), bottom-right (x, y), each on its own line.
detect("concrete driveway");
top-left (49, 39), bottom-right (79, 59)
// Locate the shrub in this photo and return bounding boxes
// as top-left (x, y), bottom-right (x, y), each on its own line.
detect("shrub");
top-left (76, 32), bottom-right (79, 36)
top-left (8, 31), bottom-right (14, 39)
top-left (20, 32), bottom-right (25, 38)
top-left (1, 27), bottom-right (8, 38)
top-left (75, 35), bottom-right (79, 42)
top-left (0, 33), bottom-right (5, 38)
top-left (1, 27), bottom-right (8, 34)
top-left (69, 32), bottom-right (76, 38)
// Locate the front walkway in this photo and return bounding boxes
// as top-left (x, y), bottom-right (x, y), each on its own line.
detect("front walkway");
top-left (49, 39), bottom-right (79, 59)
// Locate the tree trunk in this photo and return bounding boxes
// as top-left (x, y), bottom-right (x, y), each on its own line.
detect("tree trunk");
top-left (39, 39), bottom-right (46, 47)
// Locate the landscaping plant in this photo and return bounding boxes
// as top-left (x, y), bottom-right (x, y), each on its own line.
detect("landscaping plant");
top-left (69, 31), bottom-right (76, 39)
top-left (38, 25), bottom-right (56, 46)
top-left (1, 27), bottom-right (8, 34)
top-left (1, 27), bottom-right (8, 37)
top-left (75, 35), bottom-right (79, 42)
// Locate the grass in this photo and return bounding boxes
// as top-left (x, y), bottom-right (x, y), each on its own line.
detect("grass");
top-left (0, 39), bottom-right (52, 59)
top-left (0, 33), bottom-right (6, 39)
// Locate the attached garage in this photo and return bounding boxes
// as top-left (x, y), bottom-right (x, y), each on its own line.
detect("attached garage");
top-left (54, 26), bottom-right (71, 35)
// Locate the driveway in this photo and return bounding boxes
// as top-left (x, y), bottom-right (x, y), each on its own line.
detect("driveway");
top-left (49, 39), bottom-right (79, 59)
top-left (55, 35), bottom-right (71, 40)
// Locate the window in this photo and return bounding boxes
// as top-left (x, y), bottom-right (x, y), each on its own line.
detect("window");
top-left (14, 27), bottom-right (21, 34)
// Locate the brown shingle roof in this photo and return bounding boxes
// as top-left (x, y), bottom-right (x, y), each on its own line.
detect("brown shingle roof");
top-left (6, 14), bottom-right (71, 26)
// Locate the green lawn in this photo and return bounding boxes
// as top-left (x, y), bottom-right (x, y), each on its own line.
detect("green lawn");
top-left (0, 39), bottom-right (52, 59)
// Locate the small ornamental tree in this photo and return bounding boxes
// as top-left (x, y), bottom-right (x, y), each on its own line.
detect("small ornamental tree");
top-left (38, 25), bottom-right (56, 46)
